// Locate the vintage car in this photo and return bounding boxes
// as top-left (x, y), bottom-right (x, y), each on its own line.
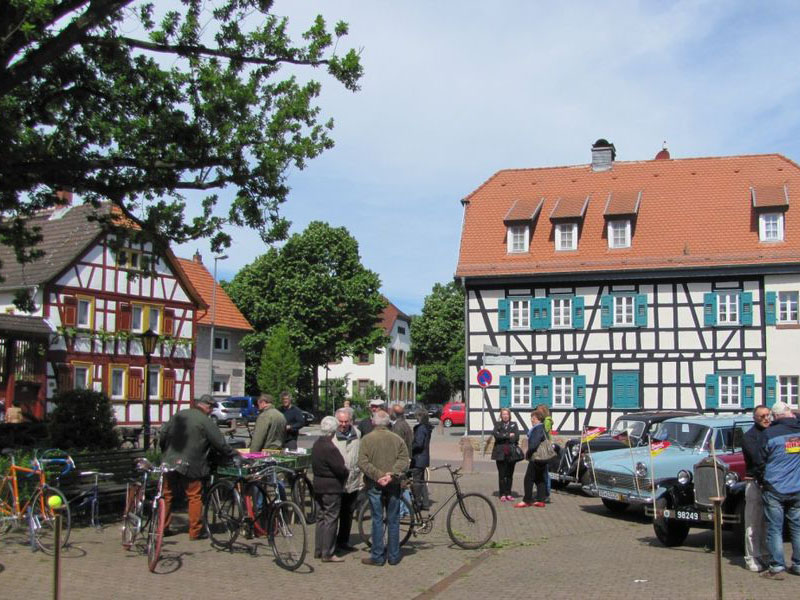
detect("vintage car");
top-left (582, 415), bottom-right (752, 515)
top-left (549, 410), bottom-right (696, 489)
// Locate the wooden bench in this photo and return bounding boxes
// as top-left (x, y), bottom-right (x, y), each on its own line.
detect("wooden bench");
top-left (58, 449), bottom-right (148, 505)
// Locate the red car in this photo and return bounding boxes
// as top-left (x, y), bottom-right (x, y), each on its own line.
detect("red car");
top-left (440, 402), bottom-right (465, 427)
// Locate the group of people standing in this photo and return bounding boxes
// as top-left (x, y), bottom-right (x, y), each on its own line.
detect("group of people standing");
top-left (741, 400), bottom-right (800, 580)
top-left (310, 399), bottom-right (433, 565)
top-left (491, 404), bottom-right (554, 508)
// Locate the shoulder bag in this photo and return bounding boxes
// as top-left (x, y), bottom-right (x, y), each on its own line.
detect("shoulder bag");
top-left (532, 437), bottom-right (556, 462)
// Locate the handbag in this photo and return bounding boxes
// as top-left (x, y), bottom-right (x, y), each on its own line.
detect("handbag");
top-left (532, 438), bottom-right (556, 462)
top-left (511, 445), bottom-right (524, 462)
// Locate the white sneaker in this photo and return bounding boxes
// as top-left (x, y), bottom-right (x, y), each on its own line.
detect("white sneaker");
top-left (746, 559), bottom-right (766, 573)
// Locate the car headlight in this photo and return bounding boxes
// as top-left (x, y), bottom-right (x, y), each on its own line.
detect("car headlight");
top-left (677, 470), bottom-right (692, 485)
top-left (635, 462), bottom-right (648, 477)
top-left (570, 444), bottom-right (580, 458)
top-left (724, 471), bottom-right (739, 486)
top-left (582, 455), bottom-right (592, 468)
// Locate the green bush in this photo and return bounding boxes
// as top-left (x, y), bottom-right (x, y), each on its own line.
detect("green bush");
top-left (47, 389), bottom-right (119, 450)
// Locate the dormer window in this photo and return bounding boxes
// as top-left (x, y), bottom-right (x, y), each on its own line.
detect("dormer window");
top-left (759, 212), bottom-right (784, 242)
top-left (751, 185), bottom-right (788, 243)
top-left (507, 225), bottom-right (529, 253)
top-left (555, 223), bottom-right (577, 251)
top-left (549, 196), bottom-right (589, 252)
top-left (608, 219), bottom-right (631, 248)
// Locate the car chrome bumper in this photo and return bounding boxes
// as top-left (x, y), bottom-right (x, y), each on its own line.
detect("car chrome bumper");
top-left (584, 485), bottom-right (655, 504)
top-left (644, 505), bottom-right (741, 525)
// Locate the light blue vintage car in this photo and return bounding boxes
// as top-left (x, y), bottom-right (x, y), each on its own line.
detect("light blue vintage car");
top-left (582, 414), bottom-right (752, 513)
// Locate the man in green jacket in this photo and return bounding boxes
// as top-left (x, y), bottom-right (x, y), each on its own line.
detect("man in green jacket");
top-left (250, 393), bottom-right (287, 452)
top-left (160, 395), bottom-right (239, 539)
top-left (357, 410), bottom-right (409, 566)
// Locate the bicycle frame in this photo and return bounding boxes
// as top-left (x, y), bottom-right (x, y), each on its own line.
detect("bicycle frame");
top-left (406, 464), bottom-right (464, 524)
top-left (1, 459), bottom-right (48, 526)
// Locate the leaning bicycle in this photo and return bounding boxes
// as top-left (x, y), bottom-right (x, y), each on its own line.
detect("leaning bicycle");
top-left (358, 463), bottom-right (497, 550)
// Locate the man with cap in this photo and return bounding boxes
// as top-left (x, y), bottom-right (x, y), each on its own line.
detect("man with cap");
top-left (160, 394), bottom-right (239, 539)
top-left (358, 398), bottom-right (385, 436)
top-left (753, 400), bottom-right (800, 579)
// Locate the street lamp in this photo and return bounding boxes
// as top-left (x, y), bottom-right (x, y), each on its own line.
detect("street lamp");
top-left (209, 254), bottom-right (228, 396)
top-left (141, 328), bottom-right (159, 451)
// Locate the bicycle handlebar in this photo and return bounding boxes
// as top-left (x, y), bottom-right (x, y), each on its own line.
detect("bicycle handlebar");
top-left (32, 448), bottom-right (75, 477)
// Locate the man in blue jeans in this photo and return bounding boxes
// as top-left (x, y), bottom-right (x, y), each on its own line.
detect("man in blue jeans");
top-left (754, 401), bottom-right (800, 580)
top-left (357, 409), bottom-right (409, 566)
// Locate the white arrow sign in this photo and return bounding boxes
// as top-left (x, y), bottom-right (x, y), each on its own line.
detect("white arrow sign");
top-left (483, 355), bottom-right (516, 366)
top-left (483, 344), bottom-right (501, 355)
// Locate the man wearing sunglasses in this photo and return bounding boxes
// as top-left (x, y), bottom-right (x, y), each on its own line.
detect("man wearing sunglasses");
top-left (741, 405), bottom-right (771, 573)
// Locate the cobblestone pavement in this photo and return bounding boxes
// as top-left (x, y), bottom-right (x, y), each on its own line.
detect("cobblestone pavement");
top-left (1, 428), bottom-right (797, 599)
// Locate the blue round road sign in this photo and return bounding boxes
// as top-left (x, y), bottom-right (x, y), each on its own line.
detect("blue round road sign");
top-left (477, 369), bottom-right (492, 388)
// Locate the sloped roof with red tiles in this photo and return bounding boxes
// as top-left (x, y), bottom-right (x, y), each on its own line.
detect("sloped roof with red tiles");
top-left (380, 299), bottom-right (410, 334)
top-left (456, 153), bottom-right (800, 279)
top-left (176, 257), bottom-right (253, 331)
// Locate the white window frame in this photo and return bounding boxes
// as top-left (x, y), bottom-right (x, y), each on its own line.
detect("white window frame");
top-left (552, 297), bottom-right (572, 328)
top-left (613, 295), bottom-right (634, 326)
top-left (779, 376), bottom-right (799, 407)
top-left (214, 333), bottom-right (230, 353)
top-left (147, 365), bottom-right (161, 399)
top-left (131, 305), bottom-right (144, 333)
top-left (213, 374), bottom-right (230, 395)
top-left (73, 365), bottom-right (90, 390)
top-left (553, 376), bottom-right (573, 407)
top-left (759, 212), bottom-right (784, 242)
top-left (778, 291), bottom-right (799, 324)
top-left (510, 299), bottom-right (530, 330)
top-left (718, 293), bottom-right (739, 325)
top-left (77, 298), bottom-right (92, 328)
top-left (719, 374), bottom-right (741, 407)
top-left (507, 225), bottom-right (529, 253)
top-left (555, 223), bottom-right (578, 251)
top-left (148, 306), bottom-right (160, 333)
top-left (607, 219), bottom-right (631, 249)
top-left (110, 366), bottom-right (126, 400)
top-left (511, 376), bottom-right (531, 407)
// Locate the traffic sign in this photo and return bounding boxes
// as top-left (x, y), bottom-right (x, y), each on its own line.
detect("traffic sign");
top-left (477, 369), bottom-right (492, 388)
top-left (483, 344), bottom-right (501, 355)
top-left (484, 355), bottom-right (516, 366)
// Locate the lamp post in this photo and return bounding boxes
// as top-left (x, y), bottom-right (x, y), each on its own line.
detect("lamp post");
top-left (209, 254), bottom-right (228, 396)
top-left (141, 328), bottom-right (159, 451)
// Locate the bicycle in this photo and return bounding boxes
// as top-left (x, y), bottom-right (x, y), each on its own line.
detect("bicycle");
top-left (121, 457), bottom-right (153, 550)
top-left (0, 448), bottom-right (72, 554)
top-left (357, 463), bottom-right (497, 550)
top-left (203, 458), bottom-right (307, 570)
top-left (64, 470), bottom-right (114, 529)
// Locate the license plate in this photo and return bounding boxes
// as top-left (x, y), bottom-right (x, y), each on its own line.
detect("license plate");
top-left (674, 510), bottom-right (700, 522)
top-left (598, 490), bottom-right (623, 501)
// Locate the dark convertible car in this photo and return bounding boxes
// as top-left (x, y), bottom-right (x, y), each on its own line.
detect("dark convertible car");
top-left (549, 410), bottom-right (697, 489)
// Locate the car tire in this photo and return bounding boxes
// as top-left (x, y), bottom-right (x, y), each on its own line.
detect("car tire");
top-left (652, 496), bottom-right (690, 547)
top-left (601, 498), bottom-right (629, 513)
top-left (443, 418), bottom-right (453, 428)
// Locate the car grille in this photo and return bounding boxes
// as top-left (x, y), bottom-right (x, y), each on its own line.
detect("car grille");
top-left (693, 461), bottom-right (727, 508)
top-left (592, 469), bottom-right (650, 493)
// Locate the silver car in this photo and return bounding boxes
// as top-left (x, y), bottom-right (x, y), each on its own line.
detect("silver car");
top-left (209, 400), bottom-right (241, 426)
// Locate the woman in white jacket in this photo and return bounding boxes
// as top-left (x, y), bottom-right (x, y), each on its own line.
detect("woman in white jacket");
top-left (332, 407), bottom-right (362, 552)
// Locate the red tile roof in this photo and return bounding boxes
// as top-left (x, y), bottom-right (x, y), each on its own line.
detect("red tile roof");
top-left (176, 257), bottom-right (253, 331)
top-left (456, 153), bottom-right (800, 278)
top-left (504, 198), bottom-right (543, 222)
top-left (380, 299), bottom-right (410, 334)
top-left (751, 185), bottom-right (789, 208)
top-left (604, 191), bottom-right (641, 216)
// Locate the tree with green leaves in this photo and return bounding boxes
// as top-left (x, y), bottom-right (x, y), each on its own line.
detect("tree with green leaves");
top-left (257, 323), bottom-right (300, 399)
top-left (410, 281), bottom-right (465, 404)
top-left (224, 221), bottom-right (387, 408)
top-left (1, 1), bottom-right (363, 305)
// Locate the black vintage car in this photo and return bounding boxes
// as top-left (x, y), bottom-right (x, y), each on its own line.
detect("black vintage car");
top-left (549, 410), bottom-right (697, 489)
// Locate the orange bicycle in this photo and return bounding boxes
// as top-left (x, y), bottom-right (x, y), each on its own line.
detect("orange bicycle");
top-left (0, 448), bottom-right (73, 553)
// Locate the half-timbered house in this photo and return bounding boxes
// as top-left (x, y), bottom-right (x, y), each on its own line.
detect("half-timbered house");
top-left (0, 198), bottom-right (205, 424)
top-left (456, 140), bottom-right (800, 434)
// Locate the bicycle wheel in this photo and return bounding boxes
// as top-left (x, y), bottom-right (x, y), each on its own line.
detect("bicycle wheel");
top-left (122, 483), bottom-right (144, 549)
top-left (269, 500), bottom-right (307, 571)
top-left (446, 492), bottom-right (497, 549)
top-left (356, 494), bottom-right (414, 548)
top-left (243, 482), bottom-right (270, 538)
top-left (291, 473), bottom-right (316, 524)
top-left (203, 480), bottom-right (242, 548)
top-left (146, 498), bottom-right (165, 572)
top-left (0, 480), bottom-right (16, 534)
top-left (29, 487), bottom-right (71, 554)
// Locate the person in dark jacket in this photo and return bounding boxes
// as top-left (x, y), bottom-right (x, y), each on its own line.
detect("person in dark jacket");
top-left (411, 409), bottom-right (433, 510)
top-left (391, 403), bottom-right (413, 456)
top-left (279, 391), bottom-right (305, 450)
top-left (160, 395), bottom-right (239, 539)
top-left (741, 405), bottom-right (771, 572)
top-left (358, 398), bottom-right (384, 436)
top-left (753, 401), bottom-right (800, 579)
top-left (312, 416), bottom-right (349, 562)
top-left (515, 409), bottom-right (548, 508)
top-left (491, 408), bottom-right (521, 502)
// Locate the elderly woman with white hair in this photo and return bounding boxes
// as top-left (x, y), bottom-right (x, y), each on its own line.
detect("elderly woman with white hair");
top-left (311, 415), bottom-right (349, 562)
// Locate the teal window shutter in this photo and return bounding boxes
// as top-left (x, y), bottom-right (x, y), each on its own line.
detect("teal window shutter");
top-left (541, 298), bottom-right (551, 330)
top-left (765, 292), bottom-right (777, 326)
top-left (765, 375), bottom-right (777, 407)
top-left (530, 298), bottom-right (551, 330)
top-left (498, 299), bottom-right (509, 331)
top-left (533, 375), bottom-right (552, 407)
top-left (499, 375), bottom-right (511, 408)
top-left (573, 375), bottom-right (586, 409)
top-left (635, 294), bottom-right (648, 327)
top-left (600, 295), bottom-right (613, 328)
top-left (705, 374), bottom-right (719, 409)
top-left (611, 372), bottom-right (639, 409)
top-left (742, 374), bottom-right (755, 408)
top-left (572, 296), bottom-right (585, 329)
top-left (740, 292), bottom-right (753, 326)
top-left (704, 293), bottom-right (717, 326)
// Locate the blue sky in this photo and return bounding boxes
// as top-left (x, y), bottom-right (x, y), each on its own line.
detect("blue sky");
top-left (173, 0), bottom-right (800, 315)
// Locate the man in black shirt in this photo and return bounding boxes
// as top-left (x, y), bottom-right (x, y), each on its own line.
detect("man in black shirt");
top-left (358, 398), bottom-right (385, 436)
top-left (741, 404), bottom-right (771, 573)
top-left (279, 391), bottom-right (305, 450)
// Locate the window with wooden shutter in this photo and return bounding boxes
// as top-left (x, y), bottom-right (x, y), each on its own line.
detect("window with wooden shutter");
top-left (163, 309), bottom-right (174, 336)
top-left (62, 296), bottom-right (77, 326)
top-left (162, 369), bottom-right (176, 401)
top-left (56, 363), bottom-right (72, 392)
top-left (128, 367), bottom-right (143, 401)
top-left (117, 303), bottom-right (132, 332)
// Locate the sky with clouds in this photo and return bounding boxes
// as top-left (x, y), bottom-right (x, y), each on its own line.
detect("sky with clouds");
top-left (172, 0), bottom-right (800, 315)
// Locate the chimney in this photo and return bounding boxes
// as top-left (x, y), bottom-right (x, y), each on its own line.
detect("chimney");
top-left (193, 250), bottom-right (203, 264)
top-left (54, 187), bottom-right (73, 205)
top-left (654, 141), bottom-right (670, 160)
top-left (591, 139), bottom-right (616, 172)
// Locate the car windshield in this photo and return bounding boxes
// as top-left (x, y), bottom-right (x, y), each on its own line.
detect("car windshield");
top-left (608, 419), bottom-right (646, 441)
top-left (222, 401), bottom-right (239, 409)
top-left (650, 421), bottom-right (709, 449)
